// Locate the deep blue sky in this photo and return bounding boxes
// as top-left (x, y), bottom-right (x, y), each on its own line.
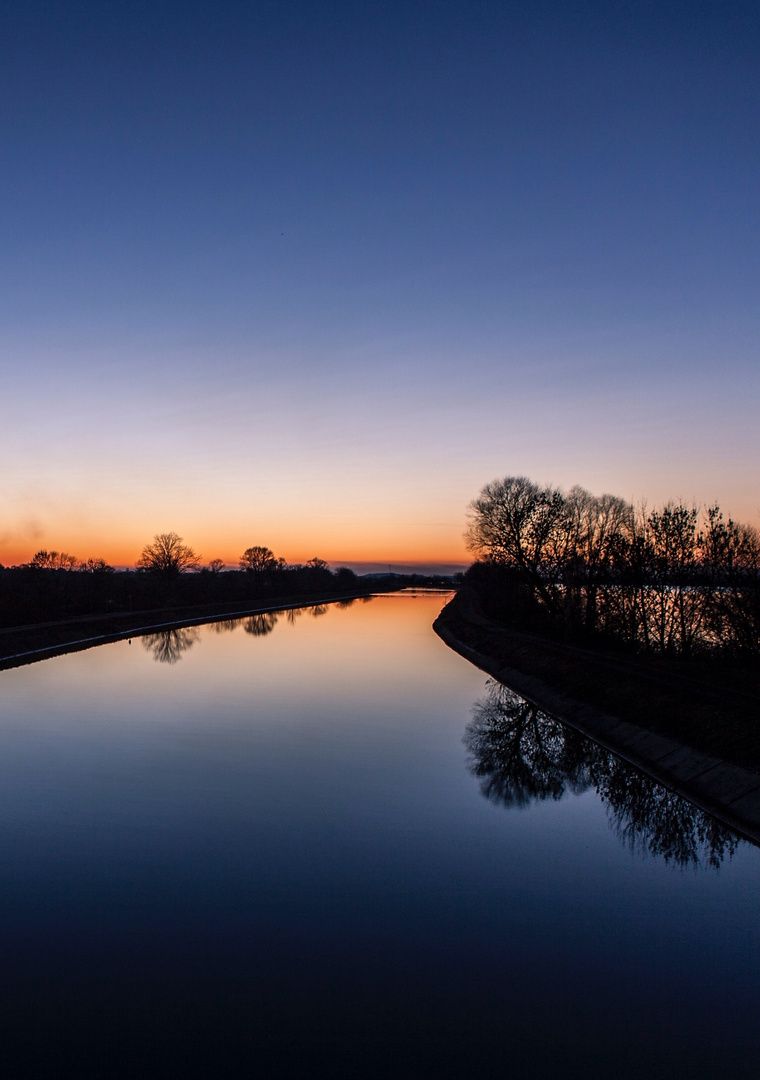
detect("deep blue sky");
top-left (1, 1), bottom-right (758, 566)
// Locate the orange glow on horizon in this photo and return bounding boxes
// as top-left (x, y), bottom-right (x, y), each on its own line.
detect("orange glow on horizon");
top-left (4, 493), bottom-right (760, 571)
top-left (2, 472), bottom-right (757, 572)
top-left (0, 528), bottom-right (471, 571)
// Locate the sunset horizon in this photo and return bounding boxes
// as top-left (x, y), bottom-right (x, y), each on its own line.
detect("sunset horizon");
top-left (2, 2), bottom-right (757, 574)
top-left (3, 471), bottom-right (757, 572)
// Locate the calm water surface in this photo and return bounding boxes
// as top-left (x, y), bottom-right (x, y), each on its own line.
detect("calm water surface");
top-left (1, 593), bottom-right (758, 1077)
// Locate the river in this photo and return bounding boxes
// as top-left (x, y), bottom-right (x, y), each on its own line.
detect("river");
top-left (1, 592), bottom-right (758, 1077)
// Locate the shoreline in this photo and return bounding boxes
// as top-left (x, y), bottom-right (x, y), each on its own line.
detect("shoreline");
top-left (0, 593), bottom-right (372, 671)
top-left (434, 591), bottom-right (760, 847)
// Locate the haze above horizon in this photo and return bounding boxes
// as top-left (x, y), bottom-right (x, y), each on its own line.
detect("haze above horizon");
top-left (2, 1), bottom-right (757, 567)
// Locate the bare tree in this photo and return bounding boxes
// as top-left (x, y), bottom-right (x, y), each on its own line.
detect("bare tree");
top-left (703, 508), bottom-right (760, 656)
top-left (239, 546), bottom-right (279, 573)
top-left (557, 487), bottom-right (634, 630)
top-left (641, 502), bottom-right (703, 654)
top-left (206, 558), bottom-right (225, 574)
top-left (28, 550), bottom-right (79, 570)
top-left (464, 473), bottom-right (760, 659)
top-left (465, 476), bottom-right (565, 614)
top-left (137, 533), bottom-right (200, 581)
top-left (79, 557), bottom-right (115, 573)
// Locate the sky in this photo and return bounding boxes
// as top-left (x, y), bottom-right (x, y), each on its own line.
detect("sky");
top-left (1, 0), bottom-right (758, 570)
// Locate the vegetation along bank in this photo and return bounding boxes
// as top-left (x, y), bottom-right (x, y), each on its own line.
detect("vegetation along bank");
top-left (435, 474), bottom-right (760, 842)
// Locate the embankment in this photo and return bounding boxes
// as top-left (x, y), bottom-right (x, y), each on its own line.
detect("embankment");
top-left (0, 593), bottom-right (369, 671)
top-left (434, 589), bottom-right (760, 846)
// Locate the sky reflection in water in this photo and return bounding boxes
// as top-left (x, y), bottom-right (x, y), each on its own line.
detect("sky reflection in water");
top-left (0, 594), bottom-right (758, 1077)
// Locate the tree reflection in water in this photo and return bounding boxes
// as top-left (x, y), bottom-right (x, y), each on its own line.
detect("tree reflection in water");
top-left (207, 618), bottom-right (243, 633)
top-left (243, 613), bottom-right (279, 637)
top-left (464, 681), bottom-right (741, 869)
top-left (142, 627), bottom-right (201, 665)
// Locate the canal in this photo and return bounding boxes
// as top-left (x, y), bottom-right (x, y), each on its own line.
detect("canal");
top-left (1, 592), bottom-right (758, 1076)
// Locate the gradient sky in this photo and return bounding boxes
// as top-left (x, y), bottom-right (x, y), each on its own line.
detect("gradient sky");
top-left (1, 0), bottom-right (758, 569)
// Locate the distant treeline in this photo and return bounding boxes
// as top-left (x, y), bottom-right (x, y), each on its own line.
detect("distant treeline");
top-left (464, 476), bottom-right (760, 661)
top-left (0, 535), bottom-right (370, 628)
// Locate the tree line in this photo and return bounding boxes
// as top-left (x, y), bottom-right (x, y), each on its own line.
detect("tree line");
top-left (0, 532), bottom-right (367, 627)
top-left (464, 475), bottom-right (760, 660)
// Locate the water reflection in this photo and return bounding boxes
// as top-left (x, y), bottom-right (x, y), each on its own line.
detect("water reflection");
top-left (464, 681), bottom-right (741, 869)
top-left (141, 626), bottom-right (201, 664)
top-left (207, 618), bottom-right (244, 633)
top-left (138, 603), bottom-right (349, 663)
top-left (243, 612), bottom-right (279, 637)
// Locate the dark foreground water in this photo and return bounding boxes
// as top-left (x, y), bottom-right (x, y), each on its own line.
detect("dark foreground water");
top-left (1, 593), bottom-right (758, 1078)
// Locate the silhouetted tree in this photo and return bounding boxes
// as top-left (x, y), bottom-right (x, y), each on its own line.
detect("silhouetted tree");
top-left (301, 556), bottom-right (333, 591)
top-left (137, 533), bottom-right (200, 582)
top-left (206, 558), bottom-right (225, 575)
top-left (554, 487), bottom-right (634, 630)
top-left (335, 567), bottom-right (359, 589)
top-left (239, 546), bottom-right (279, 573)
top-left (464, 475), bottom-right (760, 658)
top-left (640, 502), bottom-right (704, 655)
top-left (27, 550), bottom-right (79, 570)
top-left (465, 476), bottom-right (565, 615)
top-left (703, 507), bottom-right (760, 657)
top-left (79, 557), bottom-right (115, 574)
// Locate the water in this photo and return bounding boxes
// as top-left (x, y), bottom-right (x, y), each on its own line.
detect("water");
top-left (1, 593), bottom-right (758, 1077)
